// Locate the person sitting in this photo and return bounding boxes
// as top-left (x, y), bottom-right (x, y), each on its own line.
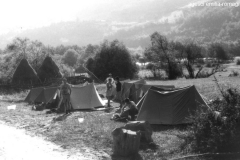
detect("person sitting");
top-left (111, 98), bottom-right (138, 121)
top-left (122, 98), bottom-right (138, 121)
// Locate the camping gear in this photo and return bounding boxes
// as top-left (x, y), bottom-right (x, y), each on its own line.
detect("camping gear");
top-left (136, 85), bottom-right (209, 124)
top-left (12, 58), bottom-right (40, 84)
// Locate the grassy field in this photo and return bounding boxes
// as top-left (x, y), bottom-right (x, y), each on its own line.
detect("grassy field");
top-left (0, 63), bottom-right (240, 160)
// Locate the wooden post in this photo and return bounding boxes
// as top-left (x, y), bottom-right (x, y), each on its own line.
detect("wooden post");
top-left (112, 128), bottom-right (140, 157)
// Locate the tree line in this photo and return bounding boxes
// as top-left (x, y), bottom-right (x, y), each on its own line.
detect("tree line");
top-left (0, 31), bottom-right (235, 83)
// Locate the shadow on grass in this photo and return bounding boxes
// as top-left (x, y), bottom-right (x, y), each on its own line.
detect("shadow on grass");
top-left (111, 153), bottom-right (143, 160)
top-left (151, 124), bottom-right (189, 132)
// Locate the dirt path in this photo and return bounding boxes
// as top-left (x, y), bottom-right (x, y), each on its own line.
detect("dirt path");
top-left (0, 122), bottom-right (93, 160)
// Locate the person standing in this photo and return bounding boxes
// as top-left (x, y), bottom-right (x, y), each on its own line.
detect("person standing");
top-left (58, 78), bottom-right (72, 114)
top-left (106, 78), bottom-right (113, 107)
top-left (114, 77), bottom-right (122, 105)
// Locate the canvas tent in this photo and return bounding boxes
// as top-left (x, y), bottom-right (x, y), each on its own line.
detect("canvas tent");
top-left (34, 87), bottom-right (58, 103)
top-left (12, 58), bottom-right (40, 84)
top-left (70, 83), bottom-right (104, 110)
top-left (120, 79), bottom-right (175, 103)
top-left (25, 87), bottom-right (44, 103)
top-left (25, 83), bottom-right (104, 110)
top-left (136, 85), bottom-right (209, 124)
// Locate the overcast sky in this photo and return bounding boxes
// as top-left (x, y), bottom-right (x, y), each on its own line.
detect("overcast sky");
top-left (0, 0), bottom-right (121, 34)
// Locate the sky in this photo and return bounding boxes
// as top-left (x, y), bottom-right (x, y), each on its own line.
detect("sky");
top-left (0, 0), bottom-right (116, 34)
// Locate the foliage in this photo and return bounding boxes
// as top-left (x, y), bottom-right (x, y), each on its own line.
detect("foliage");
top-left (138, 70), bottom-right (154, 79)
top-left (174, 40), bottom-right (203, 78)
top-left (86, 40), bottom-right (138, 80)
top-left (236, 59), bottom-right (240, 65)
top-left (62, 49), bottom-right (79, 67)
top-left (208, 43), bottom-right (229, 62)
top-left (145, 32), bottom-right (182, 80)
top-left (186, 85), bottom-right (240, 153)
top-left (229, 70), bottom-right (239, 77)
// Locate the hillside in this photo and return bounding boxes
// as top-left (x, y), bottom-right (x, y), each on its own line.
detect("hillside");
top-left (0, 0), bottom-right (239, 49)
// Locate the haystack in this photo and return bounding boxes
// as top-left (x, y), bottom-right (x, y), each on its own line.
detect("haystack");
top-left (37, 56), bottom-right (62, 82)
top-left (12, 58), bottom-right (40, 84)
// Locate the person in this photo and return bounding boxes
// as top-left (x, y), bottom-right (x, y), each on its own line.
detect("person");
top-left (58, 78), bottom-right (72, 114)
top-left (111, 98), bottom-right (138, 121)
top-left (105, 73), bottom-right (114, 84)
top-left (114, 77), bottom-right (122, 105)
top-left (121, 98), bottom-right (138, 120)
top-left (106, 78), bottom-right (113, 107)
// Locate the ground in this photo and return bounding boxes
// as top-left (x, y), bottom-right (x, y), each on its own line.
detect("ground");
top-left (0, 61), bottom-right (240, 160)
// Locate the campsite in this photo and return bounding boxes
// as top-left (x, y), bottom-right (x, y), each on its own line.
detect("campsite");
top-left (1, 62), bottom-right (240, 159)
top-left (1, 1), bottom-right (240, 159)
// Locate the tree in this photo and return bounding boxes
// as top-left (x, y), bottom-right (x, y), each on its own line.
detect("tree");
top-left (62, 49), bottom-right (79, 67)
top-left (208, 43), bottom-right (229, 62)
top-left (144, 32), bottom-right (182, 80)
top-left (174, 41), bottom-right (203, 78)
top-left (87, 40), bottom-right (138, 80)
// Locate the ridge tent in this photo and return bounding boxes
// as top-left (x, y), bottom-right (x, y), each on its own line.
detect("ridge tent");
top-left (136, 85), bottom-right (209, 124)
top-left (121, 79), bottom-right (147, 103)
top-left (34, 87), bottom-right (58, 103)
top-left (70, 83), bottom-right (104, 110)
top-left (121, 79), bottom-right (175, 103)
top-left (25, 87), bottom-right (44, 103)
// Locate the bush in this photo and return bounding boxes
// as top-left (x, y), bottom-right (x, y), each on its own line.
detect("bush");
top-left (236, 59), bottom-right (240, 65)
top-left (164, 62), bottom-right (183, 80)
top-left (185, 88), bottom-right (240, 153)
top-left (229, 70), bottom-right (239, 77)
top-left (138, 70), bottom-right (154, 79)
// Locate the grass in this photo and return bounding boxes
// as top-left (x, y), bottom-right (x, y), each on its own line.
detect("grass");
top-left (0, 64), bottom-right (240, 159)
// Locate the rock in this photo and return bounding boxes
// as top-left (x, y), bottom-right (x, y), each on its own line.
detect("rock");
top-left (123, 121), bottom-right (153, 143)
top-left (112, 128), bottom-right (141, 157)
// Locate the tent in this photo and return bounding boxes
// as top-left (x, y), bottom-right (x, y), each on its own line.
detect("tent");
top-left (136, 85), bottom-right (209, 124)
top-left (25, 83), bottom-right (104, 110)
top-left (34, 87), bottom-right (58, 103)
top-left (120, 79), bottom-right (175, 103)
top-left (12, 58), bottom-right (40, 84)
top-left (70, 83), bottom-right (104, 110)
top-left (25, 87), bottom-right (44, 103)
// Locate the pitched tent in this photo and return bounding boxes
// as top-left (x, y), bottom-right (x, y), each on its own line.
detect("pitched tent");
top-left (137, 85), bottom-right (209, 124)
top-left (12, 58), bottom-right (40, 84)
top-left (37, 56), bottom-right (62, 82)
top-left (25, 87), bottom-right (44, 103)
top-left (34, 87), bottom-right (58, 103)
top-left (121, 79), bottom-right (147, 103)
top-left (121, 79), bottom-right (175, 103)
top-left (70, 83), bottom-right (104, 110)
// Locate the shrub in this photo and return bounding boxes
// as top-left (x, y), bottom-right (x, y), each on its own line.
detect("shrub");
top-left (164, 62), bottom-right (183, 80)
top-left (138, 70), bottom-right (154, 79)
top-left (229, 70), bottom-right (239, 77)
top-left (236, 59), bottom-right (240, 65)
top-left (185, 88), bottom-right (240, 153)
